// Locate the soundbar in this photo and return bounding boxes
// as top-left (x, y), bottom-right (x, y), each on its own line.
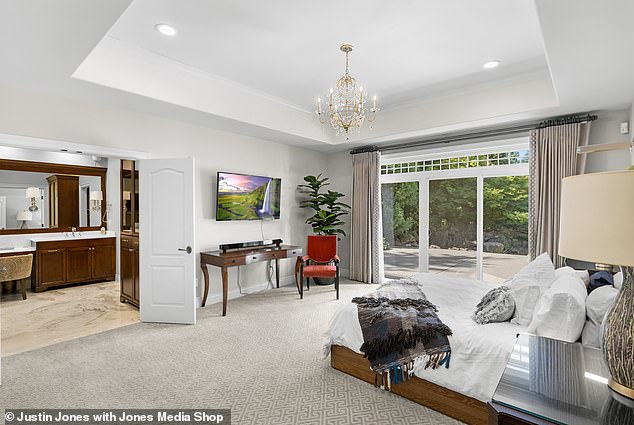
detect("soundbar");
top-left (219, 238), bottom-right (283, 253)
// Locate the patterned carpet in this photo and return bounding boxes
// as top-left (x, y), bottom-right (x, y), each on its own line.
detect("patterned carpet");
top-left (0, 280), bottom-right (461, 425)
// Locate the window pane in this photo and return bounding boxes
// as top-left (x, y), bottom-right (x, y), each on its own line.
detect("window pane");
top-left (429, 178), bottom-right (477, 278)
top-left (382, 182), bottom-right (419, 279)
top-left (483, 176), bottom-right (529, 282)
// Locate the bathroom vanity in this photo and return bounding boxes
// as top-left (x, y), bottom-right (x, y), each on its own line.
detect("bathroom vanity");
top-left (0, 158), bottom-right (116, 296)
top-left (32, 234), bottom-right (116, 292)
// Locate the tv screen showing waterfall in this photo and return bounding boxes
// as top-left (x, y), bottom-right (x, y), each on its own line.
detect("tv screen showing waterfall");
top-left (216, 172), bottom-right (281, 221)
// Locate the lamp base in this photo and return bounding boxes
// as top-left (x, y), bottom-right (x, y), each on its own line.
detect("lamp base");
top-left (609, 377), bottom-right (634, 401)
top-left (603, 266), bottom-right (634, 400)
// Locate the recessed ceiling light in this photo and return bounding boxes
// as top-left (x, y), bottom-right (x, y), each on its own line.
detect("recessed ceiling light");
top-left (155, 23), bottom-right (177, 36)
top-left (483, 60), bottom-right (501, 69)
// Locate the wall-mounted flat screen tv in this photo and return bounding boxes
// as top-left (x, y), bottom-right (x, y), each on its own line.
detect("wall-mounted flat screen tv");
top-left (216, 172), bottom-right (281, 221)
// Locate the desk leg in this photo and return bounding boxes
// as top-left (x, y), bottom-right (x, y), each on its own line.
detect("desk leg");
top-left (201, 263), bottom-right (210, 307)
top-left (275, 259), bottom-right (280, 288)
top-left (222, 266), bottom-right (228, 316)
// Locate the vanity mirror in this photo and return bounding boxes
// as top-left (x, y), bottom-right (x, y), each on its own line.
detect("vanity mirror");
top-left (0, 159), bottom-right (107, 234)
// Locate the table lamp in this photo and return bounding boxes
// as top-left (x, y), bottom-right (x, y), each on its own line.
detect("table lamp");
top-left (16, 210), bottom-right (32, 229)
top-left (25, 186), bottom-right (40, 211)
top-left (90, 190), bottom-right (103, 211)
top-left (559, 170), bottom-right (634, 399)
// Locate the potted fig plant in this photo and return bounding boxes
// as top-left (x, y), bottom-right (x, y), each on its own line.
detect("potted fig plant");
top-left (298, 174), bottom-right (350, 285)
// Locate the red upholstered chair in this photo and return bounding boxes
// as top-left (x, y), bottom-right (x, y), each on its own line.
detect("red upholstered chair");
top-left (298, 235), bottom-right (340, 299)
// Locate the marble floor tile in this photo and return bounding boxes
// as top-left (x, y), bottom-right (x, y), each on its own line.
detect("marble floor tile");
top-left (1, 281), bottom-right (139, 357)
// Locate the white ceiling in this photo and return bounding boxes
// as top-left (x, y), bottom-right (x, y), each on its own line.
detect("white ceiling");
top-left (107, 0), bottom-right (548, 110)
top-left (0, 0), bottom-right (632, 152)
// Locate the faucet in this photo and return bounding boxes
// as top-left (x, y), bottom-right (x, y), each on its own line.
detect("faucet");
top-left (71, 227), bottom-right (77, 237)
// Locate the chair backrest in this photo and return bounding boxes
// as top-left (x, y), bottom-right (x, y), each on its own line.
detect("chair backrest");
top-left (0, 254), bottom-right (34, 283)
top-left (306, 235), bottom-right (337, 263)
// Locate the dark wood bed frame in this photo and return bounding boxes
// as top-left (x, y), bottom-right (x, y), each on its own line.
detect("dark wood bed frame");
top-left (331, 345), bottom-right (489, 425)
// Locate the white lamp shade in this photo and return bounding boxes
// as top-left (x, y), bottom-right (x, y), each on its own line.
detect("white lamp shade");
top-left (16, 211), bottom-right (32, 221)
top-left (25, 187), bottom-right (40, 198)
top-left (89, 190), bottom-right (103, 201)
top-left (559, 170), bottom-right (634, 267)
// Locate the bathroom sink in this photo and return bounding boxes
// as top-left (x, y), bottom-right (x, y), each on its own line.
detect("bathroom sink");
top-left (0, 247), bottom-right (14, 251)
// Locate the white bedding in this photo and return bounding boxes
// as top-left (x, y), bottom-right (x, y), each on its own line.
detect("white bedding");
top-left (324, 273), bottom-right (527, 402)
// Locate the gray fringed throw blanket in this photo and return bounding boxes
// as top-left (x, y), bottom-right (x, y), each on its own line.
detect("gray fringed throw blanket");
top-left (352, 297), bottom-right (452, 390)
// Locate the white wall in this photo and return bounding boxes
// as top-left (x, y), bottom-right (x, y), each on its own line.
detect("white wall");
top-left (586, 108), bottom-right (632, 172)
top-left (0, 84), bottom-right (338, 305)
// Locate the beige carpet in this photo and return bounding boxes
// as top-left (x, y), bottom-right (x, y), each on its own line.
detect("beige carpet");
top-left (0, 280), bottom-right (461, 424)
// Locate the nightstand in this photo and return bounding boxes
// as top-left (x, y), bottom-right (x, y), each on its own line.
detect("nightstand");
top-left (487, 334), bottom-right (634, 425)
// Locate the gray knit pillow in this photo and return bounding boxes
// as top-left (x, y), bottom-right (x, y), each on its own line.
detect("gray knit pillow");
top-left (472, 286), bottom-right (515, 325)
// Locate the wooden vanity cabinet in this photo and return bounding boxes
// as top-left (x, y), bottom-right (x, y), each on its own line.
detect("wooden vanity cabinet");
top-left (35, 237), bottom-right (116, 292)
top-left (120, 235), bottom-right (139, 307)
top-left (47, 175), bottom-right (80, 229)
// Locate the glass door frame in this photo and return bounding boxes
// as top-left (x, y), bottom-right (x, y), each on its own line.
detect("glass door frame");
top-left (380, 143), bottom-right (529, 280)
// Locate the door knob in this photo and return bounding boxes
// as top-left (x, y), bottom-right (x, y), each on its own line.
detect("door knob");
top-left (178, 246), bottom-right (192, 254)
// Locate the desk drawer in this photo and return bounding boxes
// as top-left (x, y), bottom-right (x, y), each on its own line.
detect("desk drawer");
top-left (245, 253), bottom-right (271, 264)
top-left (221, 257), bottom-right (245, 266)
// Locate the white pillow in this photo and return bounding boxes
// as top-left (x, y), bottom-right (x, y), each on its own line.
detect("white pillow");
top-left (581, 285), bottom-right (619, 347)
top-left (555, 266), bottom-right (590, 287)
top-left (509, 253), bottom-right (557, 326)
top-left (613, 271), bottom-right (623, 290)
top-left (527, 273), bottom-right (587, 342)
top-left (376, 278), bottom-right (426, 300)
top-left (585, 285), bottom-right (618, 325)
top-left (581, 320), bottom-right (600, 348)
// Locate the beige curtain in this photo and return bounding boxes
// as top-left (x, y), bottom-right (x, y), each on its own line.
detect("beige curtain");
top-left (528, 122), bottom-right (591, 267)
top-left (350, 151), bottom-right (384, 283)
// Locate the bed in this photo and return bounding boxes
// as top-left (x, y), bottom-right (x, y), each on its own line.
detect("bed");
top-left (325, 273), bottom-right (527, 425)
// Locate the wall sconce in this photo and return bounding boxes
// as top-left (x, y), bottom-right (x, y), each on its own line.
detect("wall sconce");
top-left (90, 190), bottom-right (103, 211)
top-left (16, 210), bottom-right (32, 229)
top-left (25, 187), bottom-right (40, 212)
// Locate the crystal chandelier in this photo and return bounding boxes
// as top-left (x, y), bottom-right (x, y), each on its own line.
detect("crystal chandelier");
top-left (316, 44), bottom-right (379, 140)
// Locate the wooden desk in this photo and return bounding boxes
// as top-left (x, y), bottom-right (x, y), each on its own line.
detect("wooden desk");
top-left (200, 244), bottom-right (302, 316)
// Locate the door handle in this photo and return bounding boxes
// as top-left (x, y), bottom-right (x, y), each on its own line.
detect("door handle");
top-left (178, 246), bottom-right (192, 254)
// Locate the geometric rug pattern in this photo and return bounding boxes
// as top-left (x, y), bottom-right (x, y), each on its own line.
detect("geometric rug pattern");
top-left (0, 280), bottom-right (461, 424)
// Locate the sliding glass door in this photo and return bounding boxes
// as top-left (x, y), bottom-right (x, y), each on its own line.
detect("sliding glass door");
top-left (381, 181), bottom-right (419, 279)
top-left (380, 144), bottom-right (530, 281)
top-left (428, 177), bottom-right (478, 278)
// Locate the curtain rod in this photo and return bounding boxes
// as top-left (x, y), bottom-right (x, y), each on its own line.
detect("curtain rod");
top-left (350, 112), bottom-right (598, 155)
top-left (536, 113), bottom-right (597, 129)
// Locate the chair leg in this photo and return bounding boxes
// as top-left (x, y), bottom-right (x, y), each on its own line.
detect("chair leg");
top-left (20, 278), bottom-right (27, 300)
top-left (294, 257), bottom-right (302, 295)
top-left (307, 277), bottom-right (310, 290)
top-left (299, 264), bottom-right (304, 299)
top-left (335, 268), bottom-right (340, 300)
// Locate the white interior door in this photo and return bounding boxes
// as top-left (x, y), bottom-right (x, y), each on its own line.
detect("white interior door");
top-left (139, 158), bottom-right (196, 324)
